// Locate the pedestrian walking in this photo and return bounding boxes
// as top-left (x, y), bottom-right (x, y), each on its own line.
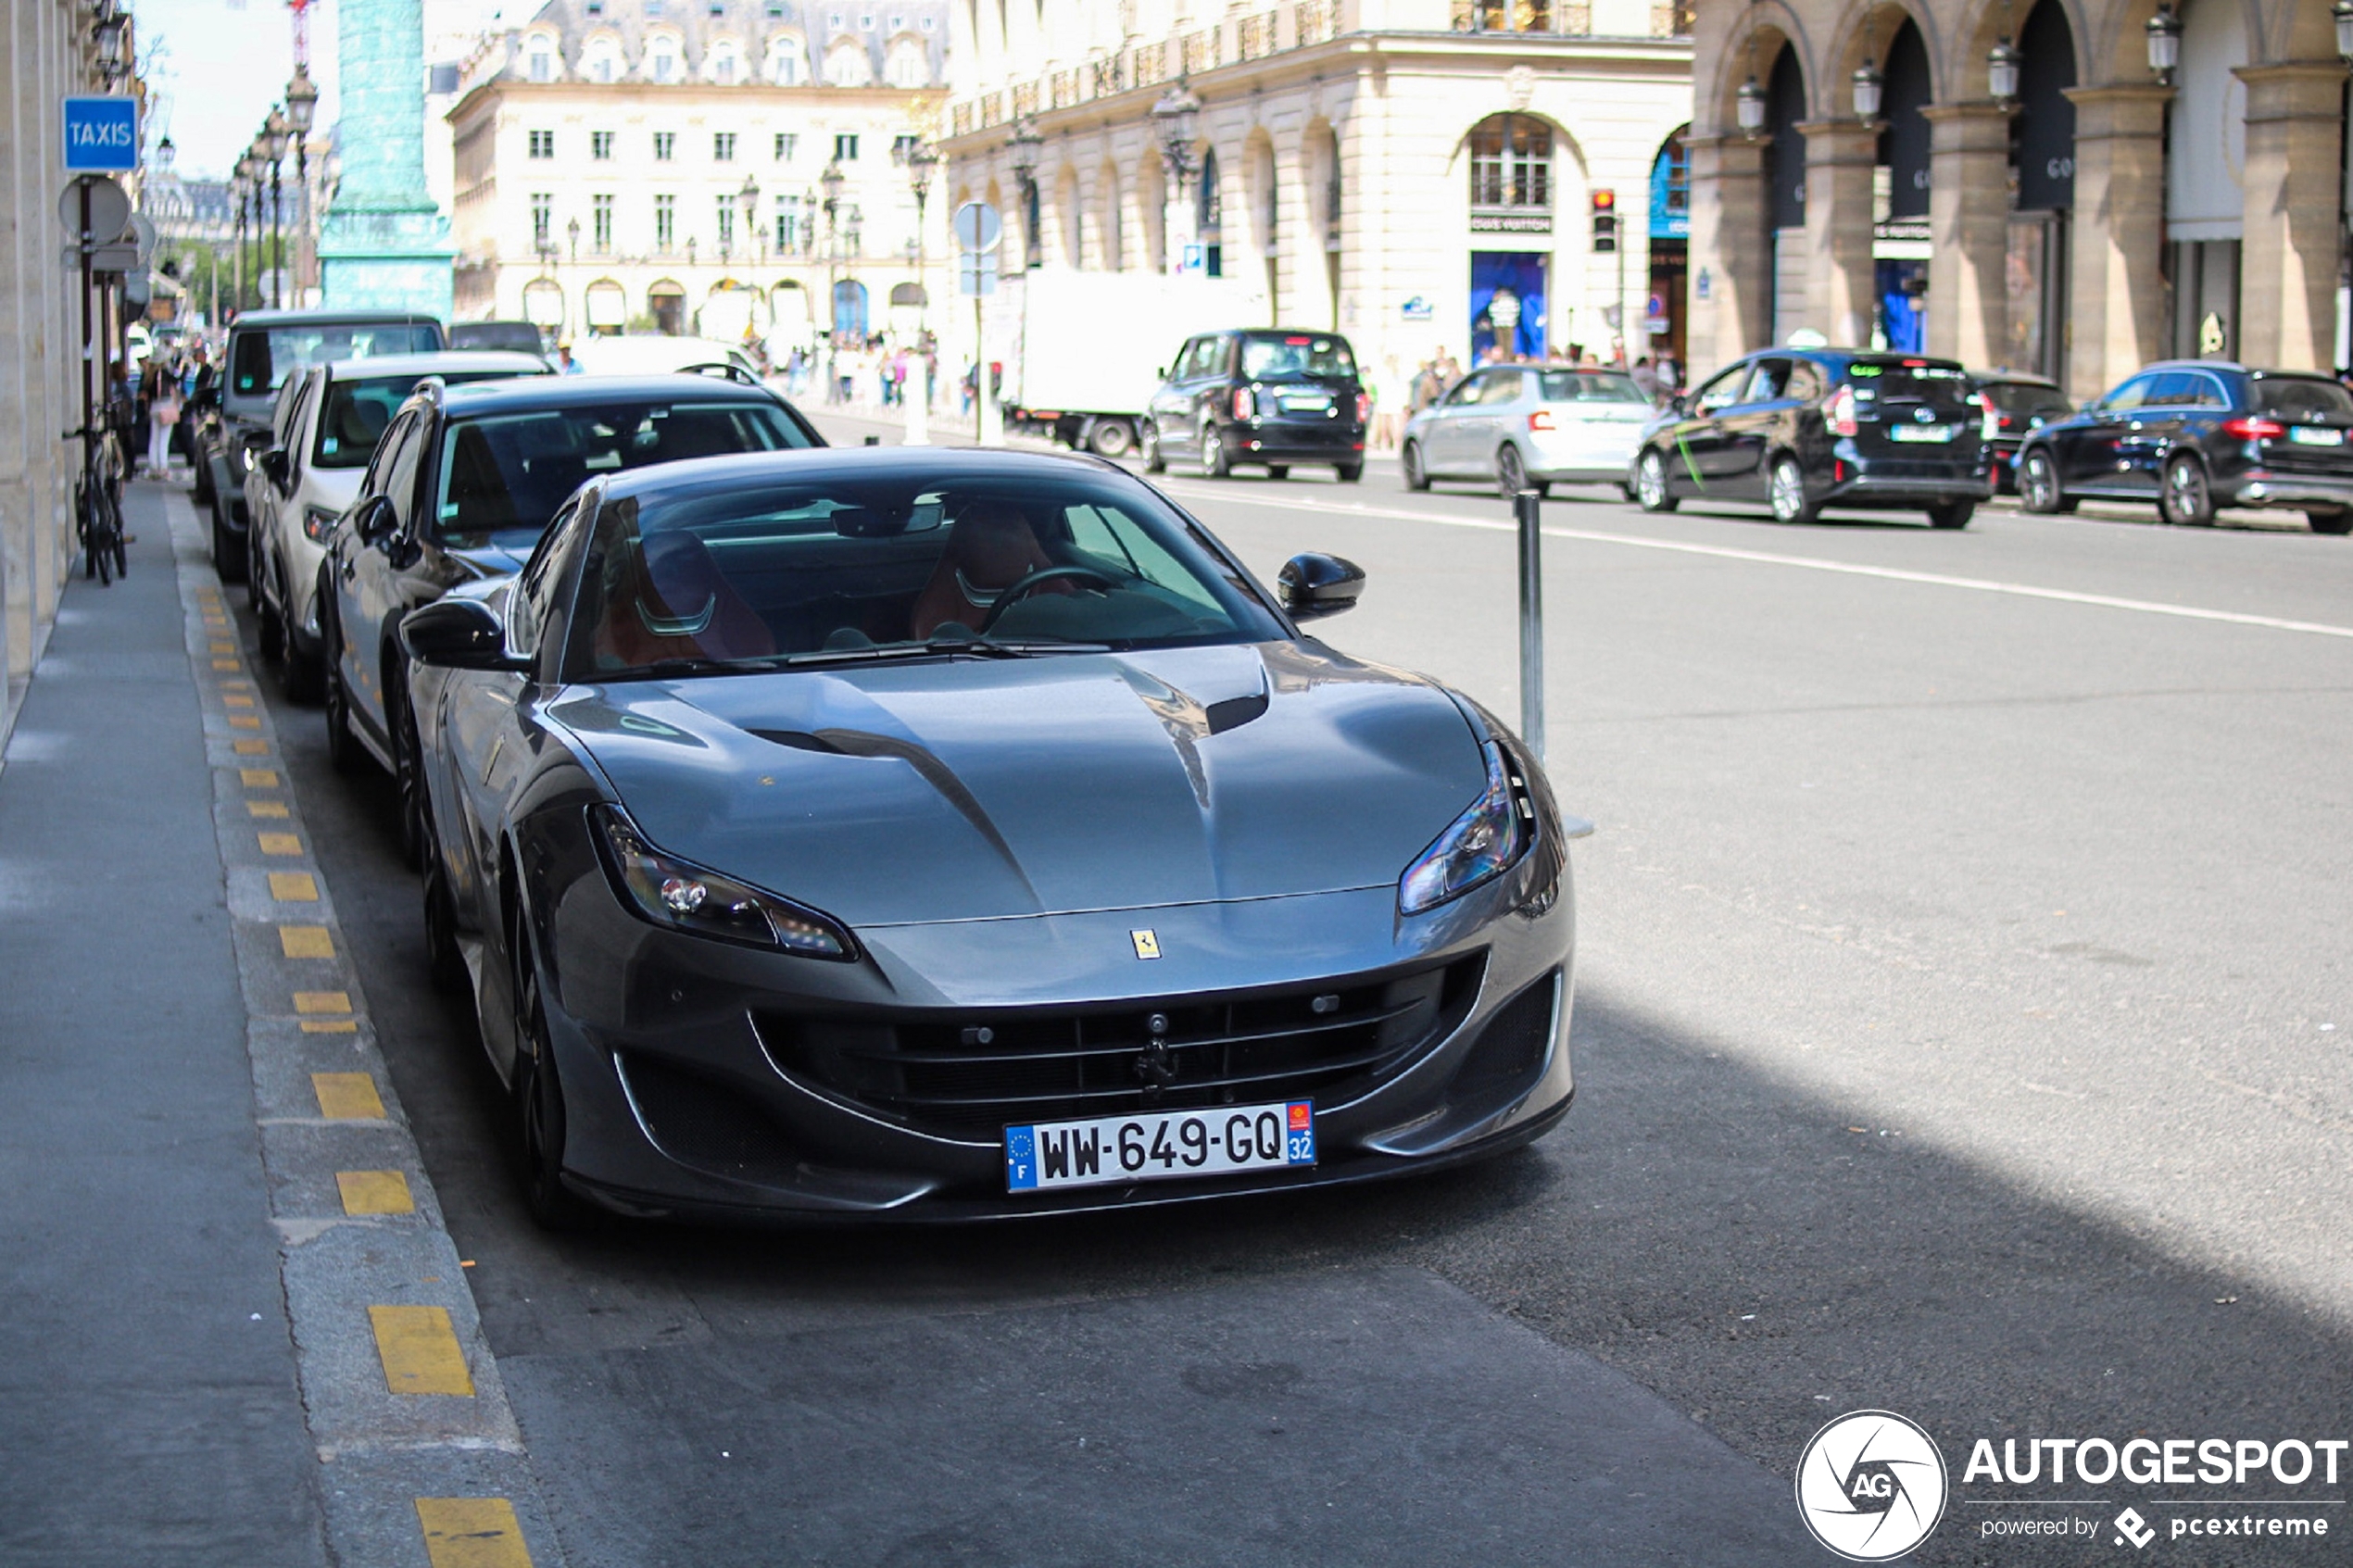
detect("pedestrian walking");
top-left (1374, 354), bottom-right (1412, 450)
top-left (142, 354), bottom-right (181, 476)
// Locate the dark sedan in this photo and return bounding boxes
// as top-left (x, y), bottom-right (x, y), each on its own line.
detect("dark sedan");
top-left (1971, 371), bottom-right (2071, 495)
top-left (2016, 361), bottom-right (2353, 532)
top-left (401, 446), bottom-right (1582, 1226)
top-left (320, 374), bottom-right (820, 865)
top-left (1139, 329), bottom-right (1368, 483)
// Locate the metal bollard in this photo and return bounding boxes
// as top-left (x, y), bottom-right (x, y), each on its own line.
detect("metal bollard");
top-left (1515, 487), bottom-right (1544, 762)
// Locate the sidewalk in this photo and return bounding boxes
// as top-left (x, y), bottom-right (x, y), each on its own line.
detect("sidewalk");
top-left (0, 482), bottom-right (328, 1564)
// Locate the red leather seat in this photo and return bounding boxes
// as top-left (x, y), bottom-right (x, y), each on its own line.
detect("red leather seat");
top-left (909, 501), bottom-right (1053, 639)
top-left (595, 530), bottom-right (776, 667)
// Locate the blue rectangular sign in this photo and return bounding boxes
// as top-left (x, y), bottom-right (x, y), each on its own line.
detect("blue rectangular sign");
top-left (63, 96), bottom-right (139, 172)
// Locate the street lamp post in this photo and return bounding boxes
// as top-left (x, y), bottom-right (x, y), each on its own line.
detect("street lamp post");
top-left (899, 139), bottom-right (937, 333)
top-left (261, 110), bottom-right (289, 308)
top-left (2335, 1), bottom-right (2353, 371)
top-left (739, 175), bottom-right (761, 266)
top-left (820, 159), bottom-right (845, 343)
top-left (285, 68), bottom-right (318, 301)
top-left (1151, 77), bottom-right (1202, 274)
top-left (1007, 116), bottom-right (1043, 270)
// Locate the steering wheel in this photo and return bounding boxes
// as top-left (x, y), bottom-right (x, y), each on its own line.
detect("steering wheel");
top-left (976, 565), bottom-right (1119, 635)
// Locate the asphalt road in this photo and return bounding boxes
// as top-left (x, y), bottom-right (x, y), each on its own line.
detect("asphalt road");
top-left (240, 440), bottom-right (2353, 1567)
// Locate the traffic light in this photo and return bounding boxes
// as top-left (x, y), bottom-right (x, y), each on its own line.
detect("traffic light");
top-left (1591, 188), bottom-right (1618, 254)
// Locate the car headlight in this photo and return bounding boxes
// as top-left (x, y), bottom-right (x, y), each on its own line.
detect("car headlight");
top-left (1398, 742), bottom-right (1535, 916)
top-left (302, 505), bottom-right (339, 543)
top-left (590, 803), bottom-right (855, 959)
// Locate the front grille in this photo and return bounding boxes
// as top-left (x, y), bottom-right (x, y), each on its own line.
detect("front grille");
top-left (757, 956), bottom-right (1484, 1142)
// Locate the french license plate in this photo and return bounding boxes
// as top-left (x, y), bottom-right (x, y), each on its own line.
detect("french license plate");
top-left (1278, 393), bottom-right (1331, 413)
top-left (1006, 1099), bottom-right (1315, 1192)
top-left (1891, 423), bottom-right (1959, 443)
top-left (2290, 425), bottom-right (2346, 446)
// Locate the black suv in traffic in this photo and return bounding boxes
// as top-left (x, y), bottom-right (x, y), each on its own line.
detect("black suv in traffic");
top-left (1630, 348), bottom-right (1991, 527)
top-left (2014, 362), bottom-right (2353, 533)
top-left (1140, 329), bottom-right (1368, 483)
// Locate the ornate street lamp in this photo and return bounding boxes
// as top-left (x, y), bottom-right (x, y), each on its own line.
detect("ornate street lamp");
top-left (155, 134), bottom-right (174, 171)
top-left (1007, 116), bottom-right (1043, 268)
top-left (285, 69), bottom-right (317, 300)
top-left (263, 110), bottom-right (289, 307)
top-left (567, 215), bottom-right (581, 261)
top-left (93, 8), bottom-right (128, 76)
top-left (1735, 75), bottom-right (1767, 137)
top-left (1151, 76), bottom-right (1202, 180)
top-left (900, 141), bottom-right (937, 331)
top-left (2145, 5), bottom-right (2182, 84)
top-left (2335, 0), bottom-right (2353, 64)
top-left (1987, 37), bottom-right (2021, 109)
top-left (1852, 57), bottom-right (1883, 121)
top-left (738, 174), bottom-right (761, 262)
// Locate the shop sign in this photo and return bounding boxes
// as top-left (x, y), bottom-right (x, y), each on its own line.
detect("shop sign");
top-left (1470, 210), bottom-right (1552, 235)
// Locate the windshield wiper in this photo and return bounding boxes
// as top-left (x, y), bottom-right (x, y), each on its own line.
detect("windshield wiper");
top-left (781, 635), bottom-right (1110, 668)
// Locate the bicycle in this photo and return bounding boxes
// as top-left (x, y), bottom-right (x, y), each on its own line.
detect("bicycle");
top-left (64, 420), bottom-right (127, 585)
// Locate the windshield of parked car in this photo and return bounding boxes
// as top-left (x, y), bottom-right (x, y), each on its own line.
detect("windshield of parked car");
top-left (435, 400), bottom-right (810, 547)
top-left (1536, 371), bottom-right (1647, 404)
top-left (564, 470), bottom-right (1288, 679)
top-left (1980, 381), bottom-right (2073, 419)
top-left (312, 370), bottom-right (548, 470)
top-left (2251, 378), bottom-right (2353, 422)
top-left (229, 323), bottom-right (441, 396)
top-left (1239, 334), bottom-right (1357, 381)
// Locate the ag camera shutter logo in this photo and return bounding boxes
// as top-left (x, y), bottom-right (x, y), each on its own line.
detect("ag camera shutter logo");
top-left (1795, 1410), bottom-right (1949, 1561)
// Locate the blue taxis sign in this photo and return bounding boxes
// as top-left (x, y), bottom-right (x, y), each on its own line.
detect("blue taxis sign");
top-left (63, 97), bottom-right (138, 172)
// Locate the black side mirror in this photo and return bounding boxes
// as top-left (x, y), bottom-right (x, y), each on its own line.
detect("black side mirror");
top-left (400, 598), bottom-right (528, 671)
top-left (258, 448), bottom-right (291, 487)
top-left (353, 495), bottom-right (399, 548)
top-left (1153, 366), bottom-right (1166, 382)
top-left (1277, 552), bottom-right (1365, 621)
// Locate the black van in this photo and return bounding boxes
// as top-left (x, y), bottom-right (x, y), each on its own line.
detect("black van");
top-left (1630, 348), bottom-right (1992, 527)
top-left (1140, 328), bottom-right (1368, 483)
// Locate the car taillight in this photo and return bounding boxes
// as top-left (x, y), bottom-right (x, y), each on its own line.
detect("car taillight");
top-left (1233, 386), bottom-right (1256, 420)
top-left (1823, 384), bottom-right (1858, 437)
top-left (1528, 408), bottom-right (1556, 433)
top-left (1354, 391), bottom-right (1372, 423)
top-left (2221, 416), bottom-right (2285, 441)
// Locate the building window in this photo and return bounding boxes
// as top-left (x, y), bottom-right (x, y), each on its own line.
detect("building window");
top-left (716, 198), bottom-right (736, 248)
top-left (859, 9), bottom-right (875, 27)
top-left (824, 36), bottom-right (874, 85)
top-left (765, 0), bottom-right (786, 15)
top-left (889, 132), bottom-right (919, 161)
top-left (531, 193), bottom-right (553, 246)
top-left (1469, 113), bottom-right (1552, 209)
top-left (918, 12), bottom-right (933, 28)
top-left (709, 0), bottom-right (724, 12)
top-left (774, 192), bottom-right (801, 252)
top-left (715, 53), bottom-right (736, 83)
top-left (585, 0), bottom-right (602, 13)
top-left (650, 43), bottom-right (678, 81)
top-left (1198, 148), bottom-right (1223, 277)
top-left (593, 193), bottom-right (614, 251)
top-left (884, 38), bottom-right (927, 87)
top-left (767, 36), bottom-right (807, 83)
top-left (654, 131), bottom-right (676, 160)
top-left (714, 132), bottom-right (737, 161)
top-left (528, 45), bottom-right (554, 81)
top-left (655, 194), bottom-right (676, 250)
top-left (528, 130), bottom-right (555, 158)
top-left (585, 39), bottom-right (619, 82)
top-left (774, 132), bottom-right (798, 160)
top-left (592, 130), bottom-right (614, 159)
top-left (1455, 0), bottom-right (1552, 29)
top-left (647, 0), bottom-right (665, 14)
top-left (834, 132), bottom-right (859, 162)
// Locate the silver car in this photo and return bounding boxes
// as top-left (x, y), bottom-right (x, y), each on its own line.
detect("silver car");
top-left (245, 351), bottom-right (547, 696)
top-left (1402, 365), bottom-right (1656, 497)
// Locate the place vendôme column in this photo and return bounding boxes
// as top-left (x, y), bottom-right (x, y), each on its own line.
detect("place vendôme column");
top-left (315, 0), bottom-right (453, 313)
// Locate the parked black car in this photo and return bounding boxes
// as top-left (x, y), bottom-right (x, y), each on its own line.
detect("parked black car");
top-left (1139, 328), bottom-right (1368, 483)
top-left (2014, 361), bottom-right (2353, 533)
top-left (1630, 348), bottom-right (1990, 527)
top-left (318, 374), bottom-right (822, 865)
top-left (1970, 370), bottom-right (2072, 495)
top-left (188, 309), bottom-right (446, 579)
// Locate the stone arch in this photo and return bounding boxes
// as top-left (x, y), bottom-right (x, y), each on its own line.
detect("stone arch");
top-left (1825, 0), bottom-right (1940, 115)
top-left (1946, 0), bottom-right (2084, 98)
top-left (584, 278), bottom-right (627, 334)
top-left (1708, 5), bottom-right (1809, 132)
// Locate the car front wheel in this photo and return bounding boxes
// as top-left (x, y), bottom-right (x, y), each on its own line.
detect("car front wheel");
top-left (2019, 448), bottom-right (2073, 514)
top-left (2159, 453), bottom-right (2215, 526)
top-left (1928, 499), bottom-right (1975, 530)
top-left (1401, 441), bottom-right (1429, 491)
top-left (1635, 449), bottom-right (1677, 512)
top-left (1200, 420), bottom-right (1230, 478)
top-left (1139, 419), bottom-right (1164, 473)
top-left (1768, 455), bottom-right (1818, 525)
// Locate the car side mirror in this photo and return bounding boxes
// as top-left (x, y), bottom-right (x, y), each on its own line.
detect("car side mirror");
top-left (400, 598), bottom-right (529, 672)
top-left (1153, 366), bottom-right (1166, 382)
top-left (353, 495), bottom-right (399, 548)
top-left (1277, 552), bottom-right (1365, 621)
top-left (258, 448), bottom-right (291, 487)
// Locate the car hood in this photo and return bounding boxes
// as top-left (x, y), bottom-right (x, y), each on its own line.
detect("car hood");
top-left (547, 642), bottom-right (1486, 928)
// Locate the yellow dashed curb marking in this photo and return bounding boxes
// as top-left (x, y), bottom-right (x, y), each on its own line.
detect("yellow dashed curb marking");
top-left (241, 768), bottom-right (279, 787)
top-left (233, 739), bottom-right (269, 755)
top-left (269, 872), bottom-right (319, 902)
top-left (294, 989), bottom-right (351, 1014)
top-left (416, 1498), bottom-right (534, 1568)
top-left (370, 1306), bottom-right (476, 1397)
top-left (249, 799), bottom-right (292, 819)
top-left (337, 1170), bottom-right (416, 1215)
top-left (258, 832), bottom-right (302, 856)
top-left (311, 1072), bottom-right (384, 1120)
top-left (280, 924), bottom-right (336, 960)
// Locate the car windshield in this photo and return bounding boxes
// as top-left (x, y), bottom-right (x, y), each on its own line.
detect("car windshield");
top-left (1981, 382), bottom-right (2072, 417)
top-left (1535, 371), bottom-right (1647, 404)
top-left (565, 469), bottom-right (1288, 679)
top-left (1239, 334), bottom-right (1356, 381)
top-left (435, 400), bottom-right (811, 546)
top-left (313, 369), bottom-right (547, 470)
top-left (2251, 378), bottom-right (2353, 422)
top-left (230, 323), bottom-right (440, 396)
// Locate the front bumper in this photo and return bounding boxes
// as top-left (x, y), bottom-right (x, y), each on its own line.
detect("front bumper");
top-left (2228, 471), bottom-right (2353, 510)
top-left (539, 859), bottom-right (1576, 1223)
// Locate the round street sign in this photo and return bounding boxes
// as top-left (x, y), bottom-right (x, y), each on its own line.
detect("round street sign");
top-left (128, 213), bottom-right (156, 262)
top-left (58, 174), bottom-right (131, 243)
top-left (952, 200), bottom-right (1001, 255)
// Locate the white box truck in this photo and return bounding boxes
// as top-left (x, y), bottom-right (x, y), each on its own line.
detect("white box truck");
top-left (991, 271), bottom-right (1269, 457)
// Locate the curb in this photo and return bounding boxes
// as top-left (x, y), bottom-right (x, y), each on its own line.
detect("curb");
top-left (170, 491), bottom-right (565, 1568)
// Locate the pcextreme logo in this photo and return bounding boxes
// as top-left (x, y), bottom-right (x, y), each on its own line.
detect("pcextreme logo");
top-left (1795, 1410), bottom-right (1951, 1562)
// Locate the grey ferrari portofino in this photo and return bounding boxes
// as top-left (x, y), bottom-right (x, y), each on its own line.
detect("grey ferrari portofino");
top-left (402, 445), bottom-right (1585, 1225)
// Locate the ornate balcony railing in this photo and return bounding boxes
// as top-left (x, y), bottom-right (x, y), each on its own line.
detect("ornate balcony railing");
top-left (1650, 0), bottom-right (1694, 36)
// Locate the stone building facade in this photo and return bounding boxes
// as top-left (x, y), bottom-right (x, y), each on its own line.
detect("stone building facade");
top-left (1686, 0), bottom-right (2349, 397)
top-left (938, 0), bottom-right (1693, 384)
top-left (1, 0), bottom-right (121, 740)
top-left (446, 0), bottom-right (950, 345)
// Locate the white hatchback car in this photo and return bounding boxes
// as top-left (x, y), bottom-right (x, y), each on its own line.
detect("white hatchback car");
top-left (1402, 365), bottom-right (1657, 497)
top-left (245, 351), bottom-right (548, 696)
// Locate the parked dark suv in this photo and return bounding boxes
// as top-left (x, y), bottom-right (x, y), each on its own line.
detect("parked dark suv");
top-left (2015, 361), bottom-right (2353, 533)
top-left (1631, 348), bottom-right (1991, 527)
top-left (1139, 328), bottom-right (1368, 483)
top-left (189, 309), bottom-right (445, 578)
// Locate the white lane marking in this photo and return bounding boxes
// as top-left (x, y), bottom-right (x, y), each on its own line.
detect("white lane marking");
top-left (1159, 485), bottom-right (2353, 642)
